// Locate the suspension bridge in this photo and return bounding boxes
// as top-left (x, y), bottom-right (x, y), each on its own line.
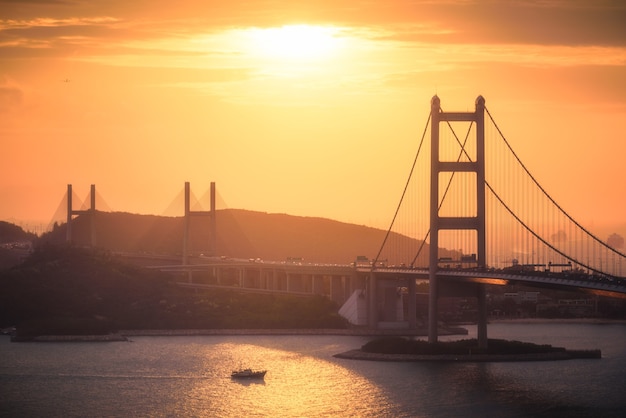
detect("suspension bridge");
top-left (53, 96), bottom-right (625, 346)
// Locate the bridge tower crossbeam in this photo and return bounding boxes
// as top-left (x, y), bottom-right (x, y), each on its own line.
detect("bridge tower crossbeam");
top-left (429, 96), bottom-right (488, 347)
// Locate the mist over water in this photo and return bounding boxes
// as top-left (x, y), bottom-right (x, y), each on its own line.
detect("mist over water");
top-left (1, 323), bottom-right (625, 417)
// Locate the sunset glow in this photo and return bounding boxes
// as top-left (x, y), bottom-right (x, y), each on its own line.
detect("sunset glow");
top-left (0, 1), bottom-right (625, 239)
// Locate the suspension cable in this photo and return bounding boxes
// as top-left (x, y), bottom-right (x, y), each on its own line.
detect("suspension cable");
top-left (410, 115), bottom-right (474, 267)
top-left (372, 113), bottom-right (431, 268)
top-left (485, 184), bottom-right (611, 277)
top-left (485, 107), bottom-right (626, 259)
top-left (444, 110), bottom-right (614, 275)
top-left (375, 103), bottom-right (623, 277)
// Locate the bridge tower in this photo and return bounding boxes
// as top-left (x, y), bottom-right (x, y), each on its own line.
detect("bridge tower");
top-left (66, 184), bottom-right (96, 246)
top-left (429, 96), bottom-right (488, 347)
top-left (183, 182), bottom-right (217, 269)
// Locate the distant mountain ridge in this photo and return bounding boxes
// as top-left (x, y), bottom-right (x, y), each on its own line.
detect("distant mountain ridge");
top-left (39, 209), bottom-right (434, 265)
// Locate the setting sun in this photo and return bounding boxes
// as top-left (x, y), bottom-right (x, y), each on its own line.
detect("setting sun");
top-left (249, 25), bottom-right (344, 60)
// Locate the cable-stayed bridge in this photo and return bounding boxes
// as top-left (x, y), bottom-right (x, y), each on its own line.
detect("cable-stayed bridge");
top-left (54, 96), bottom-right (625, 345)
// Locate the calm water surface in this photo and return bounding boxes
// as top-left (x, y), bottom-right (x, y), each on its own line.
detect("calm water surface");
top-left (1, 323), bottom-right (625, 417)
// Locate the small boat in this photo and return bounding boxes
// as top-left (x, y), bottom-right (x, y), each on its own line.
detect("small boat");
top-left (231, 368), bottom-right (267, 379)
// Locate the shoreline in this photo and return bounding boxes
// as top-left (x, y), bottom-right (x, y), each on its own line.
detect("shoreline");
top-left (119, 327), bottom-right (466, 337)
top-left (11, 334), bottom-right (129, 342)
top-left (8, 319), bottom-right (626, 342)
top-left (7, 326), bottom-right (467, 342)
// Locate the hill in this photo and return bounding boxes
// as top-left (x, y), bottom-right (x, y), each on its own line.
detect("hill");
top-left (38, 209), bottom-right (436, 265)
top-left (0, 221), bottom-right (37, 244)
top-left (0, 245), bottom-right (346, 335)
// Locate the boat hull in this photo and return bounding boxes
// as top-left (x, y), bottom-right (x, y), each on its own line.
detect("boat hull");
top-left (231, 369), bottom-right (267, 379)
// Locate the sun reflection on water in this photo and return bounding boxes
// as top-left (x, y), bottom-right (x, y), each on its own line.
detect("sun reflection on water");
top-left (184, 341), bottom-right (391, 417)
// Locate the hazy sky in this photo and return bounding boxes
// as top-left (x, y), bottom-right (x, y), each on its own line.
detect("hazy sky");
top-left (1, 0), bottom-right (625, 233)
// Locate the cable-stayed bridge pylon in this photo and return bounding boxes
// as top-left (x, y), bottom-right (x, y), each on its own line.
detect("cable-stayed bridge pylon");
top-left (66, 184), bottom-right (96, 246)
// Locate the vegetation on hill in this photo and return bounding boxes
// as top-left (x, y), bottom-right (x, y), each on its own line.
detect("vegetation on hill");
top-left (0, 244), bottom-right (347, 338)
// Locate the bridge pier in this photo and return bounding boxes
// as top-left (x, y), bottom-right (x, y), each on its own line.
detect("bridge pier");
top-left (382, 286), bottom-right (403, 322)
top-left (330, 276), bottom-right (345, 304)
top-left (276, 271), bottom-right (287, 291)
top-left (408, 277), bottom-right (417, 329)
top-left (477, 284), bottom-right (488, 348)
top-left (364, 273), bottom-right (415, 328)
top-left (428, 269), bottom-right (439, 343)
top-left (368, 273), bottom-right (378, 328)
top-left (215, 267), bottom-right (222, 286)
top-left (348, 274), bottom-right (361, 297)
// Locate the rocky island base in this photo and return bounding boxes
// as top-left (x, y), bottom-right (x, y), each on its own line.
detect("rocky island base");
top-left (334, 337), bottom-right (601, 362)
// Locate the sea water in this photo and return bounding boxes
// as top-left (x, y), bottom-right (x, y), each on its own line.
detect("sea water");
top-left (1, 322), bottom-right (625, 417)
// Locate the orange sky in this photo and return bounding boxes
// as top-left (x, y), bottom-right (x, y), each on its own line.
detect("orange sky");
top-left (1, 0), bottom-right (625, 235)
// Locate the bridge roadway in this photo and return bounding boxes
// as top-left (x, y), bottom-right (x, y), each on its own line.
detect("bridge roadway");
top-left (126, 254), bottom-right (626, 331)
top-left (361, 267), bottom-right (626, 300)
top-left (152, 258), bottom-right (363, 306)
top-left (146, 255), bottom-right (626, 303)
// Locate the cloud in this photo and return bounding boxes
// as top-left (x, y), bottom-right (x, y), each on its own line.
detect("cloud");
top-left (2, 0), bottom-right (625, 66)
top-left (1, 0), bottom-right (624, 106)
top-left (0, 16), bottom-right (119, 29)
